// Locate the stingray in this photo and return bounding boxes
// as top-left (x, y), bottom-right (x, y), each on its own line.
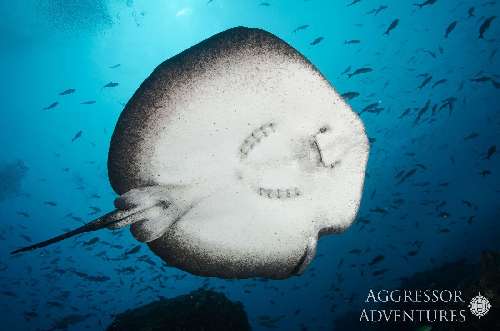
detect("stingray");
top-left (13, 27), bottom-right (369, 279)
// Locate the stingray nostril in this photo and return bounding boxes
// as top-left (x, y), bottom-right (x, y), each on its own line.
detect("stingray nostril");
top-left (319, 125), bottom-right (330, 134)
top-left (330, 160), bottom-right (341, 168)
top-left (158, 200), bottom-right (171, 209)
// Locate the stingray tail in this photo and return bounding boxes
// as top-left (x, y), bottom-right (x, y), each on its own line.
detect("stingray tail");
top-left (10, 210), bottom-right (119, 255)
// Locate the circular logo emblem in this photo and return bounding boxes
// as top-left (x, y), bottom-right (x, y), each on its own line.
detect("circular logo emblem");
top-left (469, 292), bottom-right (491, 318)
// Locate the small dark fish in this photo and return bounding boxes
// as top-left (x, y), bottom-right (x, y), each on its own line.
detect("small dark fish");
top-left (341, 66), bottom-right (351, 75)
top-left (370, 207), bottom-right (388, 214)
top-left (444, 21), bottom-right (457, 38)
top-left (138, 255), bottom-right (157, 266)
top-left (71, 130), bottom-right (82, 142)
top-left (415, 163), bottom-right (427, 170)
top-left (399, 108), bottom-right (411, 118)
top-left (413, 100), bottom-right (430, 125)
top-left (368, 255), bottom-right (384, 266)
top-left (468, 7), bottom-right (474, 18)
top-left (125, 244), bottom-right (141, 255)
top-left (348, 67), bottom-right (373, 78)
top-left (83, 237), bottom-right (99, 246)
top-left (479, 170), bottom-right (491, 177)
top-left (367, 5), bottom-right (388, 15)
top-left (81, 100), bottom-right (96, 105)
top-left (484, 145), bottom-right (496, 160)
top-left (372, 269), bottom-right (388, 276)
top-left (341, 91), bottom-right (360, 100)
top-left (360, 102), bottom-right (381, 114)
top-left (414, 0), bottom-right (438, 9)
top-left (357, 218), bottom-right (370, 224)
top-left (43, 102), bottom-right (59, 110)
top-left (344, 39), bottom-right (361, 44)
top-left (470, 76), bottom-right (491, 83)
top-left (293, 25), bottom-right (309, 33)
top-left (71, 216), bottom-right (83, 223)
top-left (423, 49), bottom-right (436, 58)
top-left (17, 211), bottom-right (30, 218)
top-left (463, 133), bottom-right (478, 140)
top-left (103, 82), bottom-right (119, 88)
top-left (375, 5), bottom-right (388, 14)
top-left (109, 64), bottom-right (121, 69)
top-left (418, 75), bottom-right (432, 89)
top-left (479, 16), bottom-right (496, 39)
top-left (349, 249), bottom-right (362, 254)
top-left (384, 19), bottom-right (399, 35)
top-left (310, 37), bottom-right (324, 46)
top-left (21, 234), bottom-right (32, 243)
top-left (1, 291), bottom-right (17, 297)
top-left (59, 88), bottom-right (75, 96)
top-left (259, 2), bottom-right (270, 6)
top-left (89, 206), bottom-right (101, 215)
top-left (347, 0), bottom-right (361, 6)
top-left (431, 78), bottom-right (447, 88)
top-left (431, 104), bottom-right (438, 116)
top-left (44, 201), bottom-right (57, 207)
top-left (398, 168), bottom-right (417, 184)
top-left (72, 270), bottom-right (110, 282)
top-left (438, 228), bottom-right (450, 233)
top-left (440, 97), bottom-right (457, 116)
top-left (116, 266), bottom-right (136, 274)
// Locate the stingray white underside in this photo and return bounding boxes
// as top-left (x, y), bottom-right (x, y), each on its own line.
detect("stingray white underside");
top-left (107, 27), bottom-right (369, 279)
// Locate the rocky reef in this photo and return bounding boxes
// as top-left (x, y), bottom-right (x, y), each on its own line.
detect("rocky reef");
top-left (107, 288), bottom-right (251, 331)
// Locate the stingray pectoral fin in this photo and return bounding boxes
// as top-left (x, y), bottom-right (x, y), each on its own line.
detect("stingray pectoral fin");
top-left (290, 235), bottom-right (318, 276)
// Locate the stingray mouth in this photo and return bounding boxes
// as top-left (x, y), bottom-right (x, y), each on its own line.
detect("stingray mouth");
top-left (258, 187), bottom-right (302, 199)
top-left (237, 122), bottom-right (340, 200)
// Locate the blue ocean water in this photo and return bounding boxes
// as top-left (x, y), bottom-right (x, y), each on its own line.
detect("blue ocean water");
top-left (0, 0), bottom-right (499, 330)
